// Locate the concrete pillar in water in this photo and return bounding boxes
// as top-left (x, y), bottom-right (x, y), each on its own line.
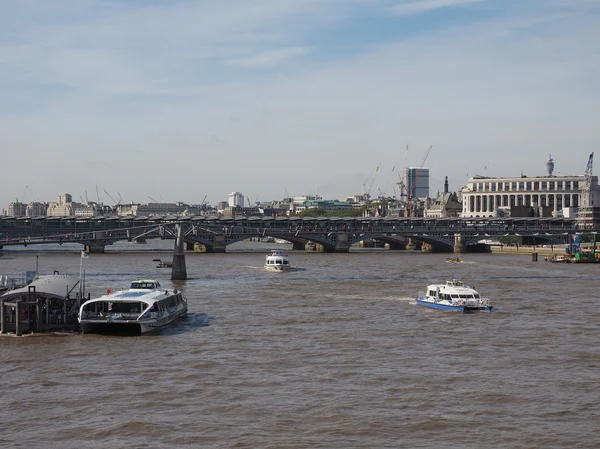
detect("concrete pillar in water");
top-left (186, 241), bottom-right (195, 251)
top-left (334, 233), bottom-right (351, 253)
top-left (454, 233), bottom-right (465, 254)
top-left (171, 224), bottom-right (188, 280)
top-left (85, 242), bottom-right (106, 253)
top-left (15, 300), bottom-right (22, 336)
top-left (292, 241), bottom-right (305, 251)
top-left (211, 235), bottom-right (226, 253)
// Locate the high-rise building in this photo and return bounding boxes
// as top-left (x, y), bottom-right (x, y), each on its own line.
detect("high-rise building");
top-left (406, 168), bottom-right (430, 200)
top-left (228, 192), bottom-right (244, 208)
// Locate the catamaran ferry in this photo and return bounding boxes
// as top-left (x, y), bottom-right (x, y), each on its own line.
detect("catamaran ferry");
top-left (78, 279), bottom-right (187, 334)
top-left (416, 280), bottom-right (493, 313)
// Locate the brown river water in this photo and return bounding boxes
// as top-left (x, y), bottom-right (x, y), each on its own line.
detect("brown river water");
top-left (1, 241), bottom-right (599, 448)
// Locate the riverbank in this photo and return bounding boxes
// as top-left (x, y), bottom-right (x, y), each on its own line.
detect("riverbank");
top-left (490, 245), bottom-right (568, 256)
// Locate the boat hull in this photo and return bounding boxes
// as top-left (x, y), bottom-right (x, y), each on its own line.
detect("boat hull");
top-left (80, 306), bottom-right (187, 335)
top-left (416, 298), bottom-right (492, 313)
top-left (265, 265), bottom-right (291, 272)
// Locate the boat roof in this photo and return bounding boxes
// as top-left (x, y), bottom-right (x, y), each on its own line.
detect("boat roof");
top-left (82, 288), bottom-right (172, 306)
top-left (0, 274), bottom-right (80, 300)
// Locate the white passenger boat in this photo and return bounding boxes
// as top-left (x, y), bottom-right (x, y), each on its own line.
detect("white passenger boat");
top-left (416, 280), bottom-right (493, 312)
top-left (78, 279), bottom-right (187, 334)
top-left (265, 250), bottom-right (291, 272)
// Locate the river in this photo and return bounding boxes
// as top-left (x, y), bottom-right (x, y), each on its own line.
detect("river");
top-left (1, 241), bottom-right (599, 448)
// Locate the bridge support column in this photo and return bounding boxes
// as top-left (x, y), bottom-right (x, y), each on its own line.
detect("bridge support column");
top-left (211, 235), bottom-right (227, 253)
top-left (454, 233), bottom-right (465, 254)
top-left (387, 241), bottom-right (406, 250)
top-left (334, 233), bottom-right (351, 253)
top-left (85, 242), bottom-right (105, 254)
top-left (292, 241), bottom-right (305, 251)
top-left (171, 224), bottom-right (187, 281)
top-left (186, 242), bottom-right (195, 251)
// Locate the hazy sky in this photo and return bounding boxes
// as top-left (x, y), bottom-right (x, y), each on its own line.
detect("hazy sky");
top-left (1, 0), bottom-right (598, 208)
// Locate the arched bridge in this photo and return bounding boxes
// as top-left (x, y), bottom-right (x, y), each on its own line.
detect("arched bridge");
top-left (0, 215), bottom-right (585, 253)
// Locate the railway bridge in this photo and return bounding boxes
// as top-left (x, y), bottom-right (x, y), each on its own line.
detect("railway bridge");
top-left (0, 215), bottom-right (583, 253)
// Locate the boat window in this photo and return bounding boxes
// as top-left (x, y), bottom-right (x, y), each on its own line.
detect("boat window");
top-left (451, 294), bottom-right (459, 298)
top-left (473, 294), bottom-right (480, 298)
top-left (131, 281), bottom-right (156, 289)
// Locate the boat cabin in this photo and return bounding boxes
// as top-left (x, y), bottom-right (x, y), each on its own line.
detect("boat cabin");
top-left (427, 280), bottom-right (481, 301)
top-left (130, 280), bottom-right (161, 289)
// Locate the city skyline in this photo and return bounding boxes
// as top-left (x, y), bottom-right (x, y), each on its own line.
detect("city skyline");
top-left (1, 1), bottom-right (598, 209)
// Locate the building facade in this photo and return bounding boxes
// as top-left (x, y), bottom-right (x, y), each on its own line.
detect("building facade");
top-left (228, 192), bottom-right (244, 208)
top-left (8, 201), bottom-right (27, 217)
top-left (406, 167), bottom-right (429, 200)
top-left (460, 175), bottom-right (598, 217)
top-left (26, 202), bottom-right (48, 217)
top-left (425, 177), bottom-right (462, 218)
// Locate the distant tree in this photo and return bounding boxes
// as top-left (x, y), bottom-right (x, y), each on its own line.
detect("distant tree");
top-left (326, 209), bottom-right (362, 217)
top-left (295, 207), bottom-right (326, 217)
top-left (499, 235), bottom-right (523, 246)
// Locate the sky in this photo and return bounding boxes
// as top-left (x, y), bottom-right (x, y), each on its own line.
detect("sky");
top-left (1, 0), bottom-right (599, 208)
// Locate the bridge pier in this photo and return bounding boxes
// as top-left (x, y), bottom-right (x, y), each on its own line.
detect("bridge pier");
top-left (334, 233), bottom-right (351, 252)
top-left (292, 241), bottom-right (305, 251)
top-left (186, 241), bottom-right (195, 251)
top-left (211, 235), bottom-right (227, 253)
top-left (387, 240), bottom-right (406, 250)
top-left (85, 242), bottom-right (105, 254)
top-left (171, 224), bottom-right (187, 280)
top-left (453, 233), bottom-right (465, 254)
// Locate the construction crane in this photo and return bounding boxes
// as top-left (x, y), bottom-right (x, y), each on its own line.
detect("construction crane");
top-left (396, 143), bottom-right (410, 205)
top-left (148, 196), bottom-right (159, 203)
top-left (581, 152), bottom-right (594, 208)
top-left (363, 164), bottom-right (381, 203)
top-left (406, 145), bottom-right (433, 215)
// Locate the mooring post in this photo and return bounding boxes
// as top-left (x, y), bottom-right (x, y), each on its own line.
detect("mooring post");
top-left (171, 224), bottom-right (188, 280)
top-left (0, 299), bottom-right (5, 334)
top-left (36, 297), bottom-right (43, 332)
top-left (15, 300), bottom-right (22, 336)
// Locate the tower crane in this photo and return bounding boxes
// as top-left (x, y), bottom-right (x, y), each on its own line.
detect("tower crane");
top-left (406, 145), bottom-right (433, 215)
top-left (396, 143), bottom-right (410, 205)
top-left (103, 189), bottom-right (119, 206)
top-left (363, 164), bottom-right (381, 203)
top-left (581, 152), bottom-right (594, 208)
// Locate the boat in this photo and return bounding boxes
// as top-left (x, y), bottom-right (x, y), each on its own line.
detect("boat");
top-left (416, 280), bottom-right (492, 312)
top-left (78, 279), bottom-right (187, 334)
top-left (152, 258), bottom-right (173, 268)
top-left (446, 257), bottom-right (463, 263)
top-left (265, 249), bottom-right (292, 272)
top-left (544, 254), bottom-right (572, 263)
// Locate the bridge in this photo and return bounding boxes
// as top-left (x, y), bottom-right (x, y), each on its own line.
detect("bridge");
top-left (0, 215), bottom-right (585, 253)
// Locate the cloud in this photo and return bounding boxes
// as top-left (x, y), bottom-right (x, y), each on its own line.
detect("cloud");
top-left (228, 47), bottom-right (310, 68)
top-left (389, 0), bottom-right (484, 16)
top-left (0, 1), bottom-right (599, 207)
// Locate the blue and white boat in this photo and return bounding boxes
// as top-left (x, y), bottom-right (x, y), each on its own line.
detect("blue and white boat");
top-left (78, 279), bottom-right (187, 334)
top-left (416, 280), bottom-right (493, 312)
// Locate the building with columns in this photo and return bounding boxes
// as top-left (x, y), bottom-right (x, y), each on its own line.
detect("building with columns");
top-left (461, 155), bottom-right (600, 218)
top-left (461, 175), bottom-right (598, 218)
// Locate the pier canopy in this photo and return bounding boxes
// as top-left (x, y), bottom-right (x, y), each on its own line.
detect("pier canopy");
top-left (0, 274), bottom-right (80, 302)
top-left (1, 274), bottom-right (81, 335)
